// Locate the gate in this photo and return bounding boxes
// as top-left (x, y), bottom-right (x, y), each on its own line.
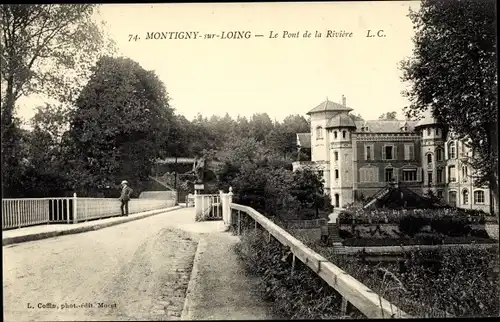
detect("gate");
top-left (200, 194), bottom-right (222, 220)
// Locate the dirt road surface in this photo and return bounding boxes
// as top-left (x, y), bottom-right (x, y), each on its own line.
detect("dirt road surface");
top-left (3, 210), bottom-right (198, 321)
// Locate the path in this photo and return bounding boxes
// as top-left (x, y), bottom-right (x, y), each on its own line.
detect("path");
top-left (2, 207), bottom-right (273, 321)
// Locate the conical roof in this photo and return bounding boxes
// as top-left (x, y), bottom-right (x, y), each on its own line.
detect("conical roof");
top-left (306, 97), bottom-right (353, 115)
top-left (325, 113), bottom-right (357, 129)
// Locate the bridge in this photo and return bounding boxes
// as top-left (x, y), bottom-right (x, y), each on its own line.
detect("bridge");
top-left (3, 190), bottom-right (415, 320)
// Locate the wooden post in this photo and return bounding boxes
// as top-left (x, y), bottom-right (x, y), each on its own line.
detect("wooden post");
top-left (237, 210), bottom-right (241, 235)
top-left (291, 254), bottom-right (296, 276)
top-left (341, 297), bottom-right (348, 316)
top-left (267, 231), bottom-right (271, 242)
top-left (254, 220), bottom-right (257, 230)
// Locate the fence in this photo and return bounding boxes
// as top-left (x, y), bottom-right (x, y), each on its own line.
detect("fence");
top-left (2, 193), bottom-right (177, 230)
top-left (194, 194), bottom-right (222, 221)
top-left (221, 189), bottom-right (410, 319)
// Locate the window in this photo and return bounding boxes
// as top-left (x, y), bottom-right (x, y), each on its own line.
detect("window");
top-left (474, 190), bottom-right (485, 204)
top-left (385, 168), bottom-right (394, 182)
top-left (463, 190), bottom-right (469, 205)
top-left (364, 144), bottom-right (374, 161)
top-left (316, 126), bottom-right (323, 139)
top-left (334, 151), bottom-right (339, 161)
top-left (436, 148), bottom-right (443, 161)
top-left (342, 130), bottom-right (346, 139)
top-left (404, 144), bottom-right (414, 160)
top-left (437, 169), bottom-right (443, 183)
top-left (436, 128), bottom-right (440, 137)
top-left (427, 128), bottom-right (431, 136)
top-left (383, 145), bottom-right (395, 160)
top-left (462, 165), bottom-right (468, 179)
top-left (427, 172), bottom-right (433, 186)
top-left (334, 131), bottom-right (337, 139)
top-left (402, 169), bottom-right (417, 182)
top-left (437, 191), bottom-right (443, 199)
top-left (448, 165), bottom-right (456, 182)
top-left (335, 169), bottom-right (339, 179)
top-left (427, 153), bottom-right (432, 164)
top-left (448, 141), bottom-right (456, 159)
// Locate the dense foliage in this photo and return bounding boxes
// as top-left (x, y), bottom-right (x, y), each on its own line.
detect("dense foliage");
top-left (337, 208), bottom-right (496, 246)
top-left (234, 229), bottom-right (363, 319)
top-left (216, 137), bottom-right (332, 220)
top-left (401, 0), bottom-right (498, 215)
top-left (66, 56), bottom-right (174, 195)
top-left (304, 239), bottom-right (500, 318)
top-left (1, 4), bottom-right (115, 197)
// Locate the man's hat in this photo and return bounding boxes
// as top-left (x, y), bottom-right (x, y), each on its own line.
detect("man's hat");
top-left (121, 180), bottom-right (128, 185)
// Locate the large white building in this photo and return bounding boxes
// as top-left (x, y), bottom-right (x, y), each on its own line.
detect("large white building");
top-left (293, 96), bottom-right (491, 213)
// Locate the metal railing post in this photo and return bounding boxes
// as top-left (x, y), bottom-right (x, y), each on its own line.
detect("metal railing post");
top-left (17, 200), bottom-right (21, 228)
top-left (66, 198), bottom-right (70, 224)
top-left (72, 193), bottom-right (78, 224)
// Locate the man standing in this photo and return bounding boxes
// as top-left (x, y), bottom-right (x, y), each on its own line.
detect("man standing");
top-left (119, 180), bottom-right (133, 216)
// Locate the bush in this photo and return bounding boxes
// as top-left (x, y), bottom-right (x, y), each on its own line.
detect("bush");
top-left (413, 232), bottom-right (444, 245)
top-left (430, 217), bottom-right (471, 237)
top-left (301, 238), bottom-right (500, 318)
top-left (399, 215), bottom-right (428, 237)
top-left (234, 229), bottom-right (363, 319)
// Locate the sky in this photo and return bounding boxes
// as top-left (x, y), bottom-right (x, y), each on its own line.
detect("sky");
top-left (16, 1), bottom-right (421, 124)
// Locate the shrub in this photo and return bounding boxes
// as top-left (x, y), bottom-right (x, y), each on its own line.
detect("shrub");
top-left (413, 232), bottom-right (444, 245)
top-left (234, 228), bottom-right (363, 319)
top-left (399, 215), bottom-right (428, 237)
top-left (301, 238), bottom-right (500, 318)
top-left (430, 217), bottom-right (471, 237)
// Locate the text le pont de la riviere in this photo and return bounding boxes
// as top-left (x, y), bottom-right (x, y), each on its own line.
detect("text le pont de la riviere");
top-left (128, 29), bottom-right (386, 41)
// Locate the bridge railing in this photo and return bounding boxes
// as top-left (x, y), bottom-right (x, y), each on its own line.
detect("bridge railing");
top-left (220, 189), bottom-right (410, 319)
top-left (2, 193), bottom-right (177, 230)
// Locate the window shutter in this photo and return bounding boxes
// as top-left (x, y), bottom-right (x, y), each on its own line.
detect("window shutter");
top-left (404, 145), bottom-right (409, 160)
top-left (393, 145), bottom-right (398, 160)
top-left (364, 146), bottom-right (367, 160)
top-left (394, 167), bottom-right (399, 182)
top-left (371, 145), bottom-right (374, 160)
top-left (382, 146), bottom-right (386, 160)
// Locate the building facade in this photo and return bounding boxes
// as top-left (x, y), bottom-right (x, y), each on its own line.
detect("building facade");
top-left (293, 96), bottom-right (491, 213)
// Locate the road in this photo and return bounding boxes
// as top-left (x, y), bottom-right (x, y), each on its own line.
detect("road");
top-left (3, 209), bottom-right (199, 321)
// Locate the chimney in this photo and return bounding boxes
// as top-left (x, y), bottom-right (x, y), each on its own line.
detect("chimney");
top-left (342, 95), bottom-right (346, 107)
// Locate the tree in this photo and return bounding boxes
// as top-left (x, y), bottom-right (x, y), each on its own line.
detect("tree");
top-left (378, 111), bottom-right (398, 120)
top-left (66, 56), bottom-right (173, 195)
top-left (249, 113), bottom-right (274, 142)
top-left (1, 4), bottom-right (114, 196)
top-left (400, 0), bottom-right (498, 216)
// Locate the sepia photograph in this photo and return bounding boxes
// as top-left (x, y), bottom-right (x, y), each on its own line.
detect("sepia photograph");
top-left (1, 1), bottom-right (498, 320)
